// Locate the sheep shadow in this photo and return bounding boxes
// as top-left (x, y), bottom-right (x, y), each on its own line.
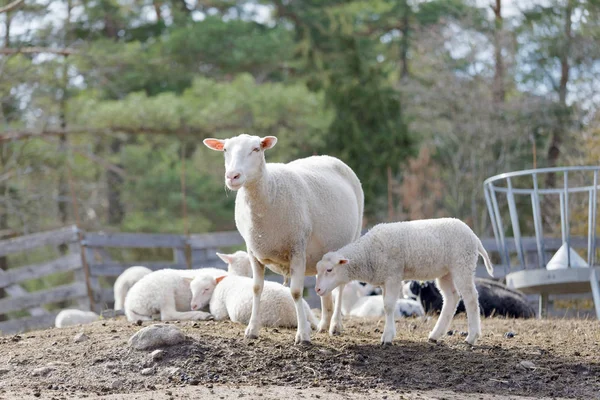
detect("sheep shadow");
top-left (341, 339), bottom-right (599, 398)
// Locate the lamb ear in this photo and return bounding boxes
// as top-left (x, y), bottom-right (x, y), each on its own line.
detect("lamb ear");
top-left (260, 136), bottom-right (277, 150)
top-left (216, 252), bottom-right (232, 264)
top-left (215, 275), bottom-right (227, 284)
top-left (183, 277), bottom-right (194, 285)
top-left (338, 258), bottom-right (349, 265)
top-left (203, 138), bottom-right (225, 151)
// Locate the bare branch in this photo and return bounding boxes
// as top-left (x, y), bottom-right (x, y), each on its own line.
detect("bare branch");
top-left (0, 0), bottom-right (24, 14)
top-left (0, 125), bottom-right (243, 143)
top-left (0, 47), bottom-right (77, 56)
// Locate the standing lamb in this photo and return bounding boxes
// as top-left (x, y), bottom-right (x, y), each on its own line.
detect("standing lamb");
top-left (124, 268), bottom-right (226, 322)
top-left (113, 266), bottom-right (152, 310)
top-left (314, 218), bottom-right (494, 345)
top-left (189, 274), bottom-right (319, 328)
top-left (204, 134), bottom-right (364, 343)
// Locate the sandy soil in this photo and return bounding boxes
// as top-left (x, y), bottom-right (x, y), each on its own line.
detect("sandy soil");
top-left (0, 315), bottom-right (598, 399)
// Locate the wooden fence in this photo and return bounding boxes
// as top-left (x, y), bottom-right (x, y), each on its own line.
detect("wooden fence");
top-left (1, 225), bottom-right (596, 334)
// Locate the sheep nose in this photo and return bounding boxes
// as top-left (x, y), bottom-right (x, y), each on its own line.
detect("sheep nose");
top-left (191, 304), bottom-right (197, 310)
top-left (315, 287), bottom-right (321, 295)
top-left (226, 171), bottom-right (241, 181)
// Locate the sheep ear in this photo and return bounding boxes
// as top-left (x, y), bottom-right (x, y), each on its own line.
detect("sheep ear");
top-left (215, 275), bottom-right (227, 284)
top-left (260, 136), bottom-right (277, 150)
top-left (203, 138), bottom-right (225, 151)
top-left (216, 252), bottom-right (232, 264)
top-left (183, 277), bottom-right (194, 285)
top-left (338, 258), bottom-right (349, 265)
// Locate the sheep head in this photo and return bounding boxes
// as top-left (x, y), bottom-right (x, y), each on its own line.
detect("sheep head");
top-left (203, 134), bottom-right (277, 190)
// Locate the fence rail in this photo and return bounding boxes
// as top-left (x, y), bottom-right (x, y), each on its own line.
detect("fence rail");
top-left (2, 225), bottom-right (595, 335)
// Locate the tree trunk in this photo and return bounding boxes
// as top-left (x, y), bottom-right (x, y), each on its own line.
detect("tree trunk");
top-left (545, 0), bottom-right (572, 188)
top-left (491, 0), bottom-right (505, 104)
top-left (107, 138), bottom-right (125, 225)
top-left (399, 1), bottom-right (410, 79)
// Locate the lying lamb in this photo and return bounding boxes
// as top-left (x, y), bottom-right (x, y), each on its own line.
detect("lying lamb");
top-left (336, 281), bottom-right (424, 318)
top-left (55, 309), bottom-right (99, 328)
top-left (315, 218), bottom-right (494, 345)
top-left (189, 274), bottom-right (318, 328)
top-left (124, 268), bottom-right (226, 322)
top-left (403, 278), bottom-right (535, 318)
top-left (113, 265), bottom-right (152, 310)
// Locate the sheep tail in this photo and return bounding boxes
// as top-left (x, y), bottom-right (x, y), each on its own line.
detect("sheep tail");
top-left (477, 240), bottom-right (494, 277)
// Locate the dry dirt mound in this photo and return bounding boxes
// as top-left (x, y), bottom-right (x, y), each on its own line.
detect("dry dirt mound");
top-left (0, 315), bottom-right (598, 399)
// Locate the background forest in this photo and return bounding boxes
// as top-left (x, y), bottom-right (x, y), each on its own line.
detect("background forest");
top-left (1, 0), bottom-right (600, 239)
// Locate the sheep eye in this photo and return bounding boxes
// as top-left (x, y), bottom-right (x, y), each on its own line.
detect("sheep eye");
top-left (252, 148), bottom-right (260, 152)
top-left (223, 148), bottom-right (227, 152)
top-left (326, 268), bottom-right (333, 273)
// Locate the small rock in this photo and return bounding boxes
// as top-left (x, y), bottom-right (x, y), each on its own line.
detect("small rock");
top-left (189, 379), bottom-right (200, 385)
top-left (519, 360), bottom-right (536, 370)
top-left (136, 320), bottom-right (143, 326)
top-left (73, 333), bottom-right (89, 343)
top-left (163, 367), bottom-right (181, 376)
top-left (141, 368), bottom-right (154, 376)
top-left (151, 349), bottom-right (164, 361)
top-left (128, 324), bottom-right (185, 350)
top-left (504, 331), bottom-right (516, 338)
top-left (459, 331), bottom-right (468, 337)
top-left (446, 330), bottom-right (454, 336)
top-left (32, 366), bottom-right (55, 377)
top-left (33, 392), bottom-right (41, 398)
top-left (111, 379), bottom-right (124, 389)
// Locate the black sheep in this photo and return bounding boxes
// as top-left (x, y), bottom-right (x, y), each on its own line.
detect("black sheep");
top-left (404, 278), bottom-right (536, 318)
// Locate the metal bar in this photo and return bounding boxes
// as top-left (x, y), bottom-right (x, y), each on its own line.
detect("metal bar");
top-left (588, 188), bottom-right (594, 267)
top-left (484, 184), bottom-right (503, 266)
top-left (592, 171), bottom-right (598, 267)
top-left (490, 184), bottom-right (510, 270)
top-left (560, 193), bottom-right (566, 243)
top-left (564, 171), bottom-right (571, 268)
top-left (531, 173), bottom-right (546, 268)
top-left (538, 293), bottom-right (548, 319)
top-left (484, 166), bottom-right (600, 186)
top-left (590, 268), bottom-right (600, 320)
top-left (506, 177), bottom-right (526, 269)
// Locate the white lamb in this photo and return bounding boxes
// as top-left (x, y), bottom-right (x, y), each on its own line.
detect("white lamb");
top-left (113, 265), bottom-right (152, 310)
top-left (216, 251), bottom-right (252, 277)
top-left (204, 134), bottom-right (364, 344)
top-left (55, 309), bottom-right (99, 328)
top-left (337, 281), bottom-right (424, 318)
top-left (188, 274), bottom-right (319, 328)
top-left (124, 268), bottom-right (226, 322)
top-left (315, 218), bottom-right (494, 345)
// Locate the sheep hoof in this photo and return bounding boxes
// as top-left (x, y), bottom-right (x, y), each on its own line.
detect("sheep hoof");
top-left (245, 333), bottom-right (258, 340)
top-left (296, 340), bottom-right (312, 347)
top-left (380, 341), bottom-right (392, 346)
top-left (428, 338), bottom-right (437, 343)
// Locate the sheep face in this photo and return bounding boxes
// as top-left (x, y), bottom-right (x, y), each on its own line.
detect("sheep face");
top-left (315, 252), bottom-right (349, 296)
top-left (203, 134), bottom-right (277, 190)
top-left (217, 250), bottom-right (252, 277)
top-left (189, 276), bottom-right (219, 311)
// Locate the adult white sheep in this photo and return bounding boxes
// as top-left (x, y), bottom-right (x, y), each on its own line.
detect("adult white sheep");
top-left (113, 265), bottom-right (152, 310)
top-left (55, 309), bottom-right (99, 328)
top-left (314, 218), bottom-right (494, 345)
top-left (203, 134), bottom-right (364, 343)
top-left (188, 274), bottom-right (319, 328)
top-left (124, 268), bottom-right (226, 322)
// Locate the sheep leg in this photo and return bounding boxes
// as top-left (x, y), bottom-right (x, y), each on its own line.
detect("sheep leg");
top-left (160, 296), bottom-right (212, 321)
top-left (245, 255), bottom-right (265, 340)
top-left (454, 276), bottom-right (481, 345)
top-left (317, 291), bottom-right (334, 333)
top-left (329, 283), bottom-right (345, 336)
top-left (428, 274), bottom-right (459, 342)
top-left (290, 254), bottom-right (311, 344)
top-left (381, 280), bottom-right (401, 345)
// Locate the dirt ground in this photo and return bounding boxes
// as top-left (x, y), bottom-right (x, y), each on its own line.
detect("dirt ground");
top-left (0, 315), bottom-right (599, 400)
